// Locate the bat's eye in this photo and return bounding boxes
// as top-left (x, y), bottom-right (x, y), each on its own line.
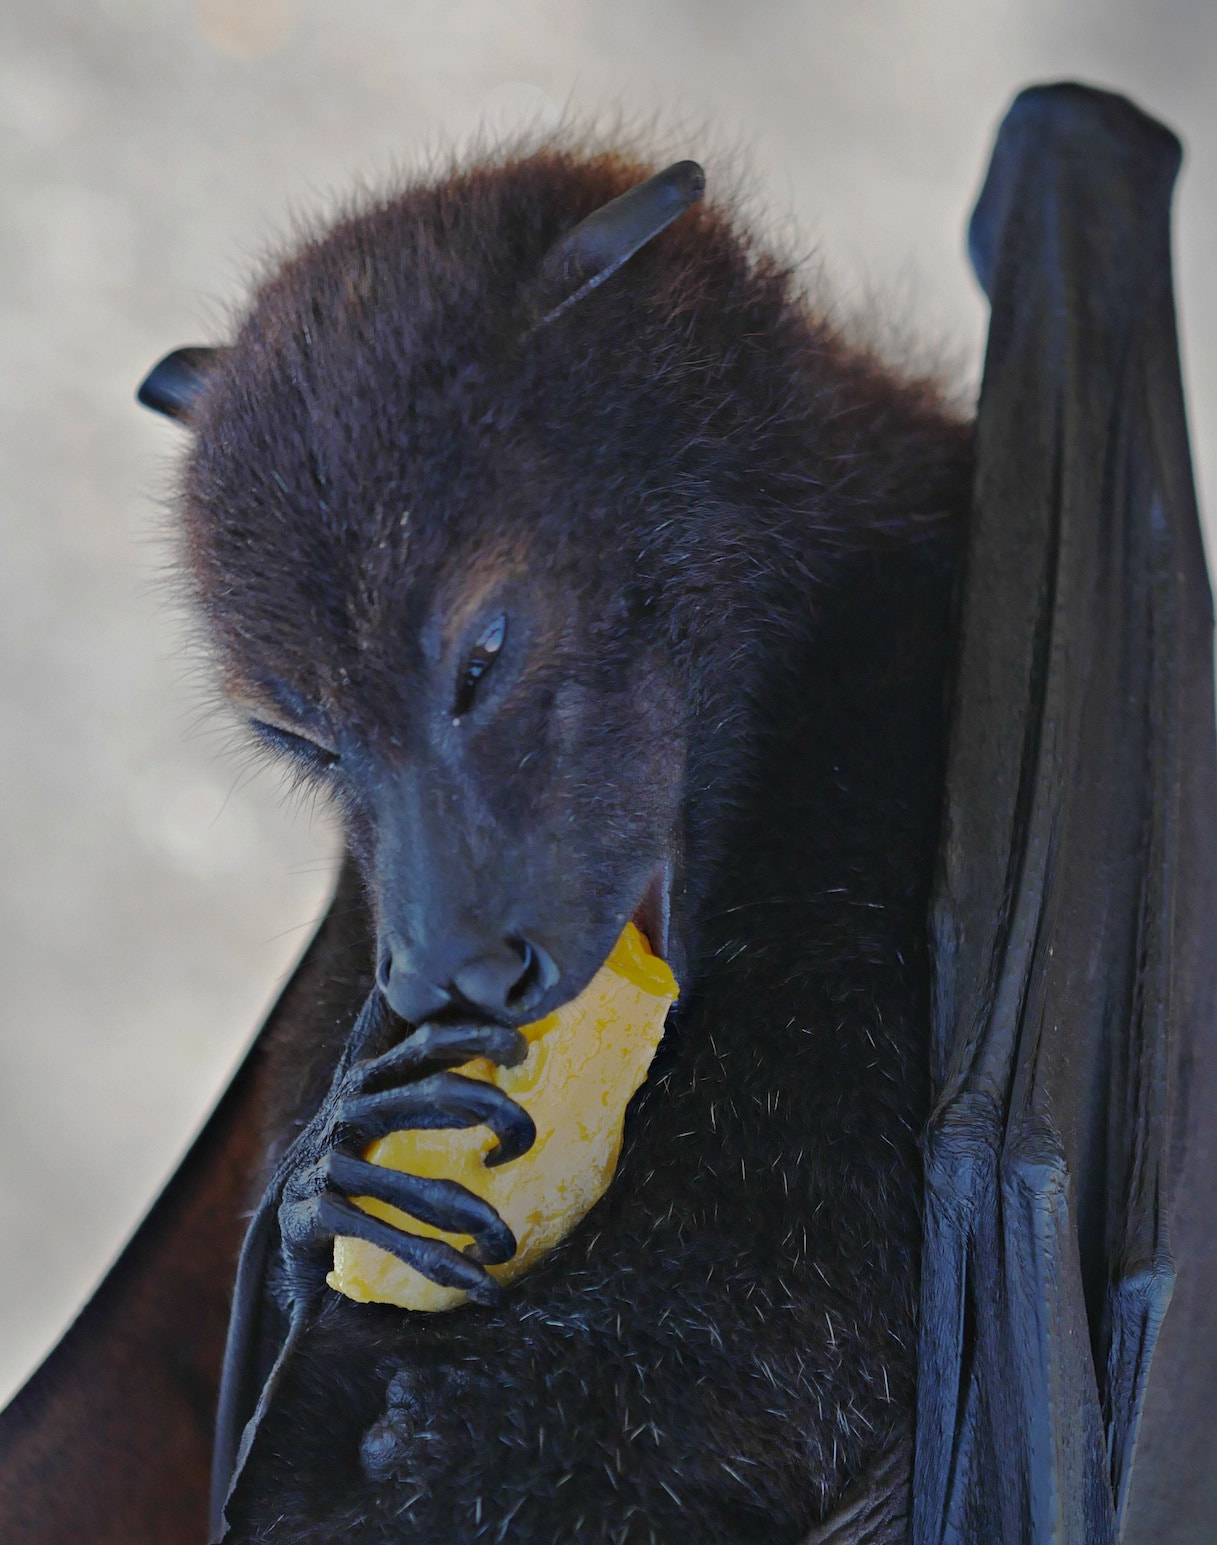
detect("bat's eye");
top-left (249, 718), bottom-right (339, 772)
top-left (454, 614), bottom-right (507, 717)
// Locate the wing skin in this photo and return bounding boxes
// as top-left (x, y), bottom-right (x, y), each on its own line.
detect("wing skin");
top-left (209, 975), bottom-right (384, 1538)
top-left (915, 85), bottom-right (1217, 1543)
top-left (0, 1028), bottom-right (264, 1545)
top-left (0, 861), bottom-right (367, 1545)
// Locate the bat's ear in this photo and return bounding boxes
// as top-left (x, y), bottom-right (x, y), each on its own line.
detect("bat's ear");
top-left (137, 344), bottom-right (229, 425)
top-left (536, 160), bottom-right (705, 325)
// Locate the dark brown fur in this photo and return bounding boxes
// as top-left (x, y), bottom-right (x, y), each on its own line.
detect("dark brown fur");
top-left (180, 146), bottom-right (971, 1542)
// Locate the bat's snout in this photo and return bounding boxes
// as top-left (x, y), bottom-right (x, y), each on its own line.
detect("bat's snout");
top-left (377, 931), bottom-right (561, 1025)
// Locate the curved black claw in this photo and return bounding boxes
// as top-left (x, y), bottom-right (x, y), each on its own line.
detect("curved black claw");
top-left (353, 1022), bottom-right (529, 1090)
top-left (341, 1070), bottom-right (537, 1166)
top-left (316, 1193), bottom-right (503, 1306)
top-left (325, 1151), bottom-right (517, 1265)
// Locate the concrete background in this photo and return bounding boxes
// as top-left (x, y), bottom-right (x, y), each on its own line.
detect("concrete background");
top-left (2, 0), bottom-right (1214, 1406)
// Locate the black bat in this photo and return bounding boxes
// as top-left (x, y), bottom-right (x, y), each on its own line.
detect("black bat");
top-left (0, 82), bottom-right (1212, 1545)
top-left (156, 145), bottom-right (964, 1545)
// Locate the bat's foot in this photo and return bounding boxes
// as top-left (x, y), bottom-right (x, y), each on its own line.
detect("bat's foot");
top-left (359, 1365), bottom-right (471, 1483)
top-left (276, 1018), bottom-right (535, 1307)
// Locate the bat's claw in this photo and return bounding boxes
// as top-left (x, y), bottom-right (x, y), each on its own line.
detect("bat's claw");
top-left (323, 1150), bottom-right (517, 1264)
top-left (352, 1021), bottom-right (528, 1088)
top-left (277, 1179), bottom-right (507, 1305)
top-left (317, 1193), bottom-right (502, 1304)
top-left (337, 1069), bottom-right (537, 1166)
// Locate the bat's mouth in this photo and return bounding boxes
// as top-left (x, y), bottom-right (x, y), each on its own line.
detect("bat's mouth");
top-left (630, 860), bottom-right (674, 966)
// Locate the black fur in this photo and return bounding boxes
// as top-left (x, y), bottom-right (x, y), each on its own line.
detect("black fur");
top-left (177, 146), bottom-right (971, 1542)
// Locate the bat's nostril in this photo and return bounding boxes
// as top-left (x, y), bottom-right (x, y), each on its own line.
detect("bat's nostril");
top-left (450, 938), bottom-right (559, 1019)
top-left (378, 935), bottom-right (455, 1024)
top-left (380, 968), bottom-right (453, 1026)
top-left (506, 938), bottom-right (559, 1013)
top-left (508, 941), bottom-right (539, 1010)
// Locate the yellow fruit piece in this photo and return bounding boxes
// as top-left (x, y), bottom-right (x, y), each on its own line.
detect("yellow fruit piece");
top-left (327, 921), bottom-right (678, 1311)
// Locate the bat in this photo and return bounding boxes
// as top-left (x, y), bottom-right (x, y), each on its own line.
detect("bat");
top-left (0, 82), bottom-right (1212, 1545)
top-left (157, 145), bottom-right (966, 1544)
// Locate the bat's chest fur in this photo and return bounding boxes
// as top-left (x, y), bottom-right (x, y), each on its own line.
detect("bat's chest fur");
top-left (234, 536), bottom-right (957, 1545)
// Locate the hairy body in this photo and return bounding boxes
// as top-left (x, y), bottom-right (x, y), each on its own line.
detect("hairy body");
top-left (159, 147), bottom-right (971, 1541)
top-left (238, 538), bottom-right (957, 1544)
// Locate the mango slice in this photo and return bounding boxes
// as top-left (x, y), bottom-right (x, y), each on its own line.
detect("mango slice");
top-left (328, 921), bottom-right (678, 1311)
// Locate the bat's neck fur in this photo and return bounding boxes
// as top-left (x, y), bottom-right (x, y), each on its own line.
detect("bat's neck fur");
top-left (188, 148), bottom-right (972, 1542)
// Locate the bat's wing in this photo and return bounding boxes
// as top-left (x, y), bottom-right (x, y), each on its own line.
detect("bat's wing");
top-left (0, 861), bottom-right (367, 1545)
top-left (915, 84), bottom-right (1217, 1543)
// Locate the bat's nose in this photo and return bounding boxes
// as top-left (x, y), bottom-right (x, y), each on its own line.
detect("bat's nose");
top-left (378, 935), bottom-right (560, 1024)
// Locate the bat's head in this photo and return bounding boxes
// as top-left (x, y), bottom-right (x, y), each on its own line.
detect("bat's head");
top-left (142, 146), bottom-right (947, 1029)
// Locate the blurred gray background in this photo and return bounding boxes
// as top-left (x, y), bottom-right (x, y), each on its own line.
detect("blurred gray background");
top-left (2, 0), bottom-right (1214, 1406)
